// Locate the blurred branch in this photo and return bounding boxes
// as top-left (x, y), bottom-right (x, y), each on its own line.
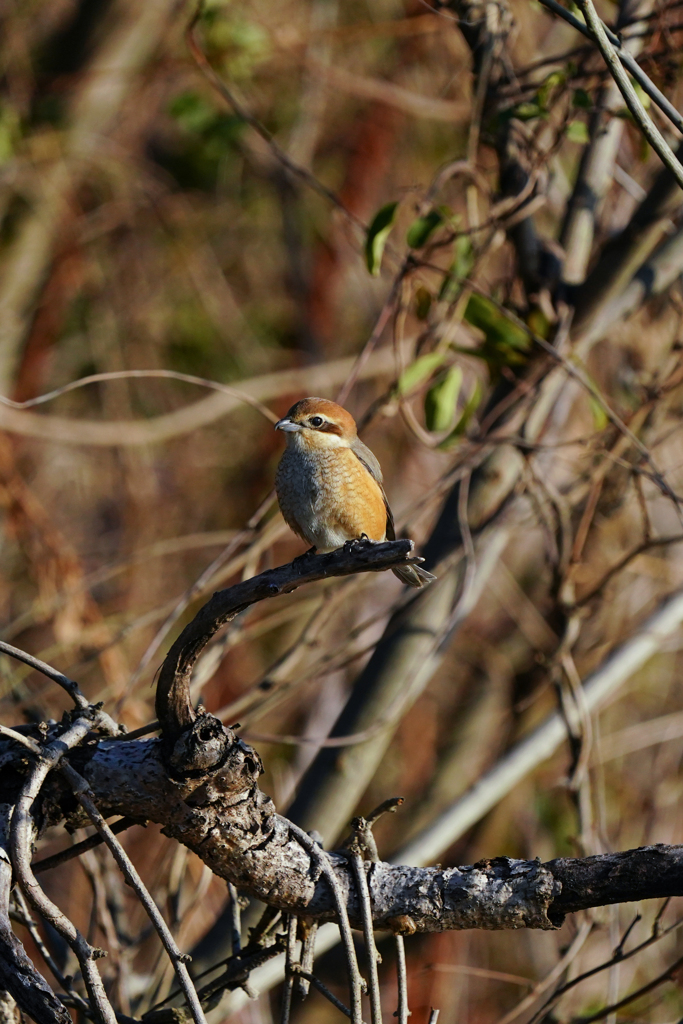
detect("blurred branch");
top-left (185, 1), bottom-right (364, 232)
top-left (287, 524), bottom-right (512, 845)
top-left (0, 344), bottom-right (411, 446)
top-left (397, 586), bottom-right (683, 866)
top-left (0, 0), bottom-right (184, 394)
top-left (0, 370), bottom-right (279, 423)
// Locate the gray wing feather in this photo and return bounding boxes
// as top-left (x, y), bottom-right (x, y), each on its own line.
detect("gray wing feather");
top-left (350, 438), bottom-right (383, 482)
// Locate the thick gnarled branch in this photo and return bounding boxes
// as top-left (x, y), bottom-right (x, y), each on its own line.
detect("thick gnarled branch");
top-left (70, 728), bottom-right (683, 932)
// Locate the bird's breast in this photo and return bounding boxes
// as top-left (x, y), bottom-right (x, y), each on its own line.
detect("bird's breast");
top-left (276, 444), bottom-right (387, 551)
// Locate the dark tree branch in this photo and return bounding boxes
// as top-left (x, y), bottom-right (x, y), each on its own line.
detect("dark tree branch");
top-left (154, 539), bottom-right (421, 747)
top-left (547, 846), bottom-right (683, 914)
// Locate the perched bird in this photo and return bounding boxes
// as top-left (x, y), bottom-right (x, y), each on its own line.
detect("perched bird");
top-left (275, 397), bottom-right (435, 588)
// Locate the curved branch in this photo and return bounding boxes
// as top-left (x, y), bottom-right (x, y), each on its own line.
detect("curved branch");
top-left (154, 539), bottom-right (420, 748)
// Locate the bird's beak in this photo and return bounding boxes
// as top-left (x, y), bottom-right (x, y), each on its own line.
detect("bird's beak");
top-left (275, 418), bottom-right (302, 432)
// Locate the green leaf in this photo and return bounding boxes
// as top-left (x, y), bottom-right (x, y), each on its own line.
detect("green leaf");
top-left (589, 394), bottom-right (609, 431)
top-left (572, 88), bottom-right (592, 110)
top-left (425, 365), bottom-right (463, 432)
top-left (509, 101), bottom-right (544, 121)
top-left (415, 287), bottom-right (432, 321)
top-left (537, 70), bottom-right (565, 111)
top-left (169, 92), bottom-right (217, 133)
top-left (439, 380), bottom-right (483, 448)
top-left (407, 209), bottom-right (444, 249)
top-left (565, 119), bottom-right (590, 144)
top-left (397, 352), bottom-right (447, 395)
top-left (438, 236), bottom-right (474, 303)
top-left (464, 294), bottom-right (531, 367)
top-left (633, 81), bottom-right (651, 109)
top-left (365, 201), bottom-right (398, 276)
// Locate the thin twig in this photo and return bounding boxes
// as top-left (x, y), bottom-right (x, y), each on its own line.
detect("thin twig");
top-left (185, 2), bottom-right (363, 232)
top-left (0, 724), bottom-right (41, 754)
top-left (10, 714), bottom-right (118, 1024)
top-left (495, 919), bottom-right (592, 1024)
top-left (292, 968), bottom-right (354, 1018)
top-left (286, 822), bottom-right (364, 1024)
top-left (350, 853), bottom-right (382, 1024)
top-left (0, 369), bottom-right (278, 422)
top-left (527, 909), bottom-right (683, 1024)
top-left (574, 0), bottom-right (683, 189)
top-left (124, 489), bottom-right (276, 698)
top-left (296, 920), bottom-right (318, 999)
top-left (280, 914), bottom-right (298, 1024)
top-left (0, 639), bottom-right (88, 709)
top-left (33, 818), bottom-right (141, 875)
top-left (395, 934), bottom-right (410, 1024)
top-left (538, 0), bottom-right (683, 136)
top-left (227, 882), bottom-right (241, 956)
top-left (59, 761), bottom-right (208, 1024)
top-left (572, 952), bottom-right (683, 1023)
top-left (11, 887), bottom-right (91, 1014)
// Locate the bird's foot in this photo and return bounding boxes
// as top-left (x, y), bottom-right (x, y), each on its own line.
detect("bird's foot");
top-left (342, 535), bottom-right (371, 551)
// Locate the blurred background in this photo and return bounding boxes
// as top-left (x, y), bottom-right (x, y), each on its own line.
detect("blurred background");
top-left (4, 0), bottom-right (683, 1020)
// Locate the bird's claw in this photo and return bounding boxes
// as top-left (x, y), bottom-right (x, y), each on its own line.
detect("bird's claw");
top-left (343, 535), bottom-right (370, 551)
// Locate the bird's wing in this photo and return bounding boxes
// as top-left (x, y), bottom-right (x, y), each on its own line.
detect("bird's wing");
top-left (351, 438), bottom-right (395, 540)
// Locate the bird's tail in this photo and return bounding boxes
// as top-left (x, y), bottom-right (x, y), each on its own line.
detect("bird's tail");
top-left (392, 564), bottom-right (437, 589)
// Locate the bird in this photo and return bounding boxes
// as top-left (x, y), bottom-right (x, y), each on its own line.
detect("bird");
top-left (274, 397), bottom-right (436, 588)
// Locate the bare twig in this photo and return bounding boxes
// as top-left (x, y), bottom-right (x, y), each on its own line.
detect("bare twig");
top-left (0, 725), bottom-right (40, 755)
top-left (572, 952), bottom-right (683, 1023)
top-left (350, 853), bottom-right (381, 1024)
top-left (292, 968), bottom-right (354, 1018)
top-left (538, 0), bottom-right (683, 137)
top-left (10, 714), bottom-right (117, 1024)
top-left (296, 920), bottom-right (318, 999)
top-left (281, 914), bottom-right (298, 1024)
top-left (59, 761), bottom-right (208, 1024)
top-left (397, 588), bottom-right (683, 866)
top-left (395, 934), bottom-right (410, 1024)
top-left (33, 817), bottom-right (142, 875)
top-left (286, 823), bottom-right (364, 1024)
top-left (0, 639), bottom-right (88, 709)
top-left (185, 1), bottom-right (363, 232)
top-left (11, 888), bottom-right (91, 1015)
top-left (226, 883), bottom-right (241, 957)
top-left (494, 919), bottom-right (592, 1024)
top-left (574, 0), bottom-right (683, 188)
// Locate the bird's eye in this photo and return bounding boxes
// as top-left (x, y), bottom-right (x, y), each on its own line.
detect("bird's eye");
top-left (309, 416), bottom-right (324, 428)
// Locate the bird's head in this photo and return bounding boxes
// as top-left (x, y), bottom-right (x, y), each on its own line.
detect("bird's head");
top-left (275, 398), bottom-right (357, 451)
